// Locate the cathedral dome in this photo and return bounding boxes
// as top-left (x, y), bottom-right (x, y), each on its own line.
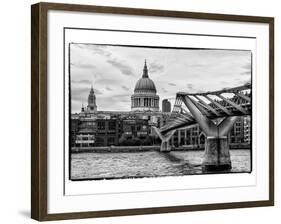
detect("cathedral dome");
top-left (131, 60), bottom-right (159, 112)
top-left (134, 60), bottom-right (157, 93)
top-left (134, 77), bottom-right (156, 93)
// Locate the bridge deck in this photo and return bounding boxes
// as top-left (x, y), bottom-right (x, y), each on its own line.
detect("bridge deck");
top-left (159, 84), bottom-right (251, 134)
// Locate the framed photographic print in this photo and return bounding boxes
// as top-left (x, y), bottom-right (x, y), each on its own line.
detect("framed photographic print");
top-left (31, 2), bottom-right (274, 221)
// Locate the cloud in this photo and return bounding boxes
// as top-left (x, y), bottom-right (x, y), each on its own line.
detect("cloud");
top-left (186, 83), bottom-right (199, 93)
top-left (95, 77), bottom-right (120, 85)
top-left (71, 79), bottom-right (92, 85)
top-left (74, 44), bottom-right (135, 77)
top-left (106, 87), bottom-right (113, 91)
top-left (74, 44), bottom-right (136, 76)
top-left (75, 44), bottom-right (112, 57)
top-left (96, 93), bottom-right (130, 111)
top-left (241, 63), bottom-right (251, 71)
top-left (239, 61), bottom-right (251, 77)
top-left (240, 71), bottom-right (251, 76)
top-left (161, 88), bottom-right (168, 93)
top-left (98, 93), bottom-right (130, 106)
top-left (112, 93), bottom-right (130, 98)
top-left (196, 89), bottom-right (204, 93)
top-left (122, 86), bottom-right (130, 91)
top-left (187, 83), bottom-right (193, 89)
top-left (71, 88), bottom-right (88, 101)
top-left (168, 83), bottom-right (176, 86)
top-left (71, 62), bottom-right (96, 69)
top-left (237, 78), bottom-right (251, 86)
top-left (120, 98), bottom-right (129, 103)
top-left (107, 58), bottom-right (134, 76)
top-left (93, 89), bottom-right (103, 95)
top-left (219, 81), bottom-right (229, 85)
top-left (186, 83), bottom-right (204, 93)
top-left (89, 45), bottom-right (112, 57)
top-left (188, 63), bottom-right (206, 68)
top-left (148, 61), bottom-right (164, 73)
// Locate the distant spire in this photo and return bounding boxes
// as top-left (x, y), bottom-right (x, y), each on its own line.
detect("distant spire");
top-left (81, 102), bottom-right (84, 112)
top-left (90, 84), bottom-right (94, 93)
top-left (142, 59), bottom-right (149, 78)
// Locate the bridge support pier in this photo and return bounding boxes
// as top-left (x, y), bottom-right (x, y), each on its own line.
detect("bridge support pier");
top-left (203, 136), bottom-right (231, 171)
top-left (160, 139), bottom-right (172, 152)
top-left (181, 95), bottom-right (238, 171)
top-left (153, 127), bottom-right (175, 152)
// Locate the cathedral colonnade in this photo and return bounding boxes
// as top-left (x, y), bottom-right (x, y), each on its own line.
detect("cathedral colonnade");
top-left (131, 95), bottom-right (159, 109)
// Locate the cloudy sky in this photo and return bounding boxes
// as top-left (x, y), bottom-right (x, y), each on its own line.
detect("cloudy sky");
top-left (70, 43), bottom-right (251, 113)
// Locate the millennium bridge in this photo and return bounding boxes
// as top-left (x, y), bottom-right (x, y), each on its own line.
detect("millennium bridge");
top-left (154, 83), bottom-right (251, 171)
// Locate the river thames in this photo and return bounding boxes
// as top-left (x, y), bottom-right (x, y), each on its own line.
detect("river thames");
top-left (71, 149), bottom-right (251, 180)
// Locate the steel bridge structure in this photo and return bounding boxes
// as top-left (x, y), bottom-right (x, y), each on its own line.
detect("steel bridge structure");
top-left (154, 83), bottom-right (251, 171)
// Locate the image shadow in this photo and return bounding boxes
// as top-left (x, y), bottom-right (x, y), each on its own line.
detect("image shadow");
top-left (156, 151), bottom-right (184, 163)
top-left (18, 210), bottom-right (30, 218)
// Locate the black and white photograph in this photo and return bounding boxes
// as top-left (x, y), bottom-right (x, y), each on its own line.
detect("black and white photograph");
top-left (69, 43), bottom-right (252, 181)
top-left (29, 3), bottom-right (274, 221)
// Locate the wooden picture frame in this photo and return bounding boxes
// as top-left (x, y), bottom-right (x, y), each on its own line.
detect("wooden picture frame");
top-left (31, 2), bottom-right (274, 221)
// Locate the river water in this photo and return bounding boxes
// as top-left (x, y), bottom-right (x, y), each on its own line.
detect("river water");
top-left (71, 149), bottom-right (251, 180)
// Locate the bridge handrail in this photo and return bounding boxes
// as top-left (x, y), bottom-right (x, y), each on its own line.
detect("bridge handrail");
top-left (159, 83), bottom-right (251, 134)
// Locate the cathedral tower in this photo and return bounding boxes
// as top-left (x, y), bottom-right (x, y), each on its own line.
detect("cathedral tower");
top-left (87, 85), bottom-right (97, 112)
